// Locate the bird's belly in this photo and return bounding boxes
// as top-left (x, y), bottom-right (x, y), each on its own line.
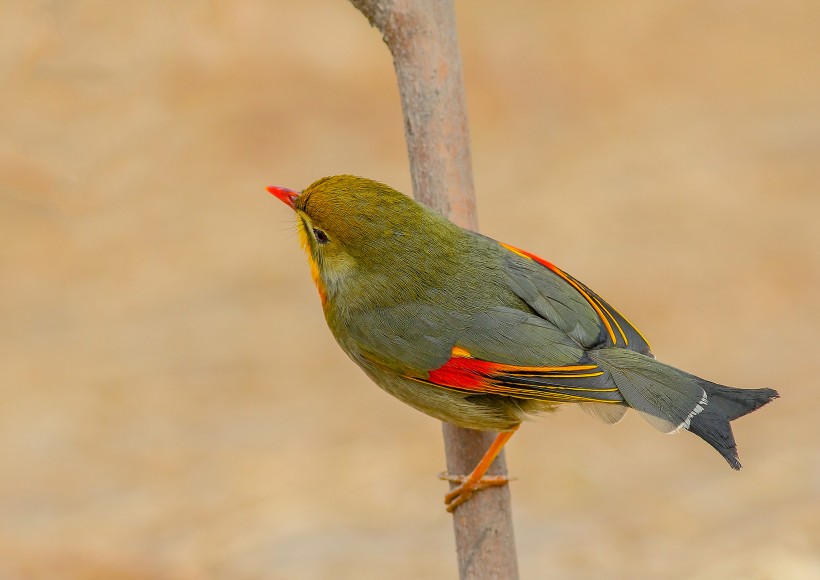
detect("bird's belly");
top-left (359, 365), bottom-right (528, 431)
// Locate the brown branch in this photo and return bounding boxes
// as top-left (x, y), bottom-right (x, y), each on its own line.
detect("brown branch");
top-left (348, 1), bottom-right (519, 578)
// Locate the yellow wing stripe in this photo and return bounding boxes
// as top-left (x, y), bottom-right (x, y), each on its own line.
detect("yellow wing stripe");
top-left (500, 241), bottom-right (651, 348)
top-left (589, 294), bottom-right (629, 346)
top-left (449, 346), bottom-right (598, 374)
top-left (505, 371), bottom-right (605, 379)
top-left (540, 264), bottom-right (619, 345)
top-left (610, 305), bottom-right (653, 350)
top-left (408, 375), bottom-right (622, 403)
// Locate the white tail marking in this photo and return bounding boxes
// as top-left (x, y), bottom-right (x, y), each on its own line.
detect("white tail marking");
top-left (674, 390), bottom-right (708, 433)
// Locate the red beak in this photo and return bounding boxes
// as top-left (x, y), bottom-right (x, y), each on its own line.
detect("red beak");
top-left (266, 185), bottom-right (299, 209)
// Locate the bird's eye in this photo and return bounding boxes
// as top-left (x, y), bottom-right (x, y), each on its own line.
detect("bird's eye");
top-left (313, 228), bottom-right (330, 244)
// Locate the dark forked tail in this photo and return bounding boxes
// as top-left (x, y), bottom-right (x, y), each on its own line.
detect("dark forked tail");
top-left (689, 381), bottom-right (779, 469)
top-left (588, 348), bottom-right (779, 469)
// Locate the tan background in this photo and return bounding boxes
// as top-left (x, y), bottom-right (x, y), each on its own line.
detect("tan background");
top-left (2, 1), bottom-right (819, 578)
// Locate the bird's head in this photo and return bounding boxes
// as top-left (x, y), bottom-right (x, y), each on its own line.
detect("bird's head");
top-left (268, 175), bottom-right (448, 304)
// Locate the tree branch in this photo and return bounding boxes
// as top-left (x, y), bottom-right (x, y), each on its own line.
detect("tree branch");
top-left (347, 1), bottom-right (519, 578)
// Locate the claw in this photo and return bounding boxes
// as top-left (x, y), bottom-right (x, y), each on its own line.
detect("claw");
top-left (436, 428), bottom-right (519, 513)
top-left (439, 471), bottom-right (512, 512)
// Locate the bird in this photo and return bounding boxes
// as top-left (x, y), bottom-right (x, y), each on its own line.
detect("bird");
top-left (267, 175), bottom-right (778, 512)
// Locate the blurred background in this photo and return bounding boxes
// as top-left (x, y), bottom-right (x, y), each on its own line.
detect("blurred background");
top-left (2, 1), bottom-right (818, 578)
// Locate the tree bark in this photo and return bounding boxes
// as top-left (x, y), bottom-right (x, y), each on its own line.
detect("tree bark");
top-left (348, 1), bottom-right (519, 578)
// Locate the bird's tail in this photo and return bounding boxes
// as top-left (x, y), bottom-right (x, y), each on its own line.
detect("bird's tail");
top-left (588, 348), bottom-right (778, 469)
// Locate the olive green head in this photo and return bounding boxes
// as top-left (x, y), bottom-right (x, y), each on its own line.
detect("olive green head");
top-left (268, 175), bottom-right (463, 303)
top-left (296, 175), bottom-right (429, 257)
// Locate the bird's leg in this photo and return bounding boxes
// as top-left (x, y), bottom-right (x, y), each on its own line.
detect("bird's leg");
top-left (438, 426), bottom-right (518, 512)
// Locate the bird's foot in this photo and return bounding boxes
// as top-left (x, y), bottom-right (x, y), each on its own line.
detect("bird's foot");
top-left (438, 472), bottom-right (512, 513)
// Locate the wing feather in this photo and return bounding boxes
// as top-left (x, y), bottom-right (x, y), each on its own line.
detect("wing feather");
top-left (413, 346), bottom-right (625, 405)
top-left (500, 242), bottom-right (652, 354)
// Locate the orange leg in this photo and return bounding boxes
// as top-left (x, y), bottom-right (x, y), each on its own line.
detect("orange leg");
top-left (439, 426), bottom-right (518, 512)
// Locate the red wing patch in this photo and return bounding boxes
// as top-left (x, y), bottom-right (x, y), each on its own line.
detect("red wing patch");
top-left (412, 346), bottom-right (622, 404)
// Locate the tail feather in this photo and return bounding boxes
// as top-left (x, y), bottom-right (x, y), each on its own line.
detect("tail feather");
top-left (589, 348), bottom-right (779, 469)
top-left (690, 383), bottom-right (779, 469)
top-left (699, 381), bottom-right (779, 421)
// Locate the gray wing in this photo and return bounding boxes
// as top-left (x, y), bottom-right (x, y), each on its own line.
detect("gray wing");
top-left (338, 302), bottom-right (587, 377)
top-left (500, 245), bottom-right (652, 355)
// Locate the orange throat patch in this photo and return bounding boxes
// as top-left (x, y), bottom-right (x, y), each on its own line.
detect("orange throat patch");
top-left (297, 218), bottom-right (328, 306)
